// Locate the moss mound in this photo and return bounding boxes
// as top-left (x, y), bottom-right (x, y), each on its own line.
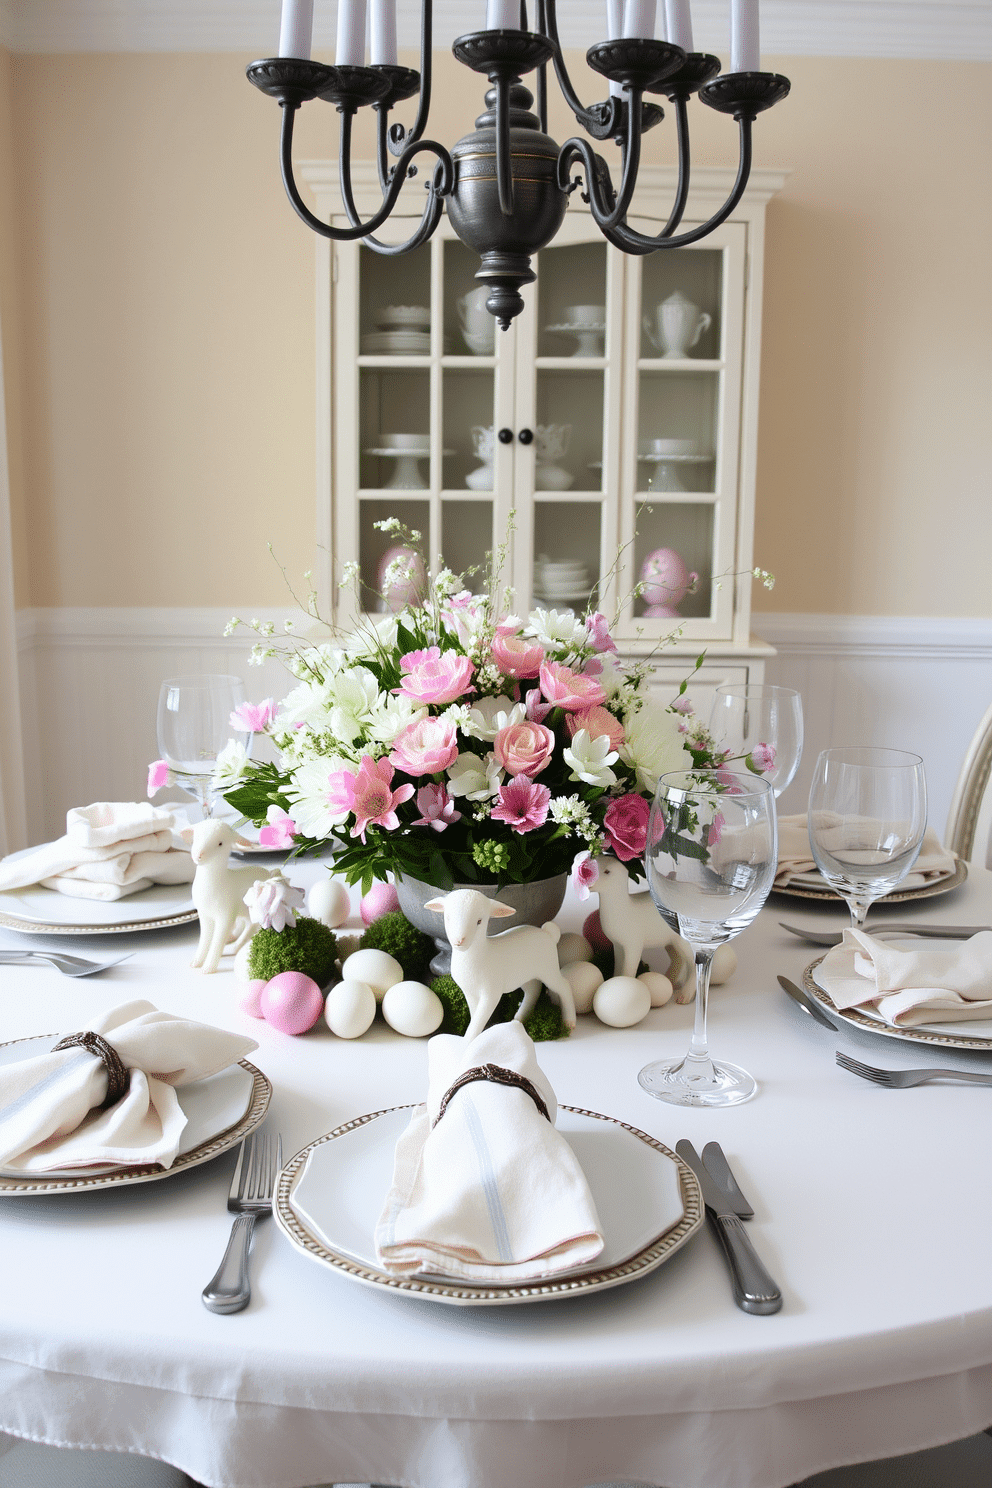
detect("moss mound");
top-left (360, 911), bottom-right (433, 981)
top-left (429, 974), bottom-right (471, 1036)
top-left (248, 916), bottom-right (338, 987)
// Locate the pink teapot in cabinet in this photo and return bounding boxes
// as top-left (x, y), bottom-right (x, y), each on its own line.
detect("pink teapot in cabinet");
top-left (639, 547), bottom-right (698, 618)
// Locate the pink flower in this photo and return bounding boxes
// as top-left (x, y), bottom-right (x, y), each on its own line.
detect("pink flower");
top-left (350, 755), bottom-right (414, 842)
top-left (603, 792), bottom-right (652, 862)
top-left (524, 687), bottom-right (553, 724)
top-left (491, 632), bottom-right (545, 680)
top-left (258, 805), bottom-right (297, 849)
top-left (388, 716), bottom-right (459, 777)
top-left (715, 766), bottom-right (746, 795)
top-left (326, 768), bottom-right (357, 818)
top-left (585, 612), bottom-right (618, 654)
top-left (147, 759), bottom-right (171, 796)
top-left (493, 720), bottom-right (555, 778)
top-left (707, 810), bottom-right (726, 847)
top-left (539, 659), bottom-right (607, 712)
top-left (671, 696), bottom-right (694, 716)
top-left (230, 699), bottom-right (277, 733)
top-left (748, 742), bottom-right (777, 774)
top-left (412, 782), bottom-right (462, 831)
top-left (566, 705), bottom-right (624, 750)
top-left (396, 646), bottom-right (476, 705)
top-left (572, 849), bottom-right (600, 900)
top-left (490, 775), bottom-right (551, 834)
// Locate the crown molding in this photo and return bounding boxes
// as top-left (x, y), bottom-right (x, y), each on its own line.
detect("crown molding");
top-left (1, 1), bottom-right (991, 61)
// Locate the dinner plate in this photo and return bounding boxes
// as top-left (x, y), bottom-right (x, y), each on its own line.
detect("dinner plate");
top-left (772, 857), bottom-right (967, 904)
top-left (0, 875), bottom-right (197, 935)
top-left (0, 1034), bottom-right (271, 1192)
top-left (804, 950), bottom-right (992, 1051)
top-left (275, 1104), bottom-right (703, 1306)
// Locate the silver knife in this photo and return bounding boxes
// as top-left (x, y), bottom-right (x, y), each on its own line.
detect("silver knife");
top-left (675, 1140), bottom-right (782, 1315)
top-left (777, 974), bottom-right (839, 1031)
top-left (779, 921), bottom-right (990, 948)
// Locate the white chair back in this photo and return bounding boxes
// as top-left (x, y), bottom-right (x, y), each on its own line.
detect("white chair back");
top-left (945, 700), bottom-right (992, 868)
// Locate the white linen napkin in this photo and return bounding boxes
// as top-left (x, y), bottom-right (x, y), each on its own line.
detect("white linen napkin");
top-left (775, 815), bottom-right (956, 891)
top-left (816, 928), bottom-right (992, 1026)
top-left (374, 1021), bottom-right (605, 1283)
top-left (0, 802), bottom-right (194, 901)
top-left (0, 1000), bottom-right (258, 1172)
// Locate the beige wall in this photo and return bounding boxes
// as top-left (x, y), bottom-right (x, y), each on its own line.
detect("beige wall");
top-left (2, 50), bottom-right (990, 614)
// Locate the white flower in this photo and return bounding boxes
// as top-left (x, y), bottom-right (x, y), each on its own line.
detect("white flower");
top-left (244, 875), bottom-right (306, 932)
top-left (461, 696), bottom-right (526, 742)
top-left (289, 643), bottom-right (347, 682)
top-left (344, 613), bottom-right (399, 659)
top-left (365, 692), bottom-right (428, 745)
top-left (562, 728), bottom-right (619, 787)
top-left (592, 656), bottom-right (627, 700)
top-left (618, 701), bottom-right (693, 793)
top-left (524, 607), bottom-right (587, 650)
top-left (440, 702), bottom-right (474, 732)
top-left (211, 739), bottom-right (250, 790)
top-left (286, 755), bottom-right (353, 838)
top-left (447, 751), bottom-right (504, 801)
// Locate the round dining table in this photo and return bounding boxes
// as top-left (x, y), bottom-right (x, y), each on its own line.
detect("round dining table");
top-left (1, 856), bottom-right (991, 1488)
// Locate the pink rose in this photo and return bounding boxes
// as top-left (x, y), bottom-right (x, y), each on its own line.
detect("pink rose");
top-left (707, 810), bottom-right (726, 847)
top-left (412, 782), bottom-right (462, 831)
top-left (493, 720), bottom-right (555, 778)
top-left (566, 705), bottom-right (624, 750)
top-left (490, 775), bottom-right (551, 834)
top-left (747, 742), bottom-right (777, 774)
top-left (603, 792), bottom-right (652, 862)
top-left (350, 755), bottom-right (414, 842)
top-left (585, 612), bottom-right (618, 654)
top-left (147, 759), bottom-right (171, 796)
top-left (230, 699), bottom-right (277, 733)
top-left (539, 659), bottom-right (607, 712)
top-left (258, 805), bottom-right (297, 849)
top-left (388, 716), bottom-right (459, 777)
top-left (491, 632), bottom-right (545, 680)
top-left (671, 696), bottom-right (694, 716)
top-left (572, 850), bottom-right (600, 900)
top-left (524, 687), bottom-right (553, 724)
top-left (395, 646), bottom-right (475, 706)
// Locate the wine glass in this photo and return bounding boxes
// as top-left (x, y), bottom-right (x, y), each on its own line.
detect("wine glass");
top-left (709, 683), bottom-right (803, 797)
top-left (639, 771), bottom-right (777, 1108)
top-left (156, 675), bottom-right (251, 820)
top-left (807, 747), bottom-right (927, 930)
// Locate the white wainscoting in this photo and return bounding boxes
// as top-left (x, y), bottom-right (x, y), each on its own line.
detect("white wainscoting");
top-left (12, 608), bottom-right (992, 848)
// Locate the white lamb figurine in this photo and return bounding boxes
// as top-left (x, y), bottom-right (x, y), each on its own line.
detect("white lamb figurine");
top-left (593, 856), bottom-right (736, 1003)
top-left (180, 820), bottom-right (279, 975)
top-left (425, 889), bottom-right (577, 1043)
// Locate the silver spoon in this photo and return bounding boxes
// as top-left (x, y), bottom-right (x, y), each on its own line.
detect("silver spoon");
top-left (0, 949), bottom-right (133, 978)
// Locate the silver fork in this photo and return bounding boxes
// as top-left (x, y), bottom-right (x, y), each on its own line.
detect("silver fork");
top-left (0, 949), bottom-right (132, 977)
top-left (202, 1130), bottom-right (282, 1314)
top-left (836, 1050), bottom-right (992, 1089)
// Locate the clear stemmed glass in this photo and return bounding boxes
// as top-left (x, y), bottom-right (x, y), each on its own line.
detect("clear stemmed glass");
top-left (156, 675), bottom-right (251, 820)
top-left (639, 771), bottom-right (778, 1108)
top-left (709, 683), bottom-right (804, 797)
top-left (807, 747), bottom-right (927, 930)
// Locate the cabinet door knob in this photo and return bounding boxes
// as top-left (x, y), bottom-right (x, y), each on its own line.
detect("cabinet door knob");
top-left (518, 428), bottom-right (534, 445)
top-left (498, 428), bottom-right (514, 445)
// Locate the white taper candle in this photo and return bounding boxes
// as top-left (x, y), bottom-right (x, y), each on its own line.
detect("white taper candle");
top-left (487, 1), bottom-right (521, 27)
top-left (730, 0), bottom-right (760, 72)
top-left (622, 0), bottom-right (657, 38)
top-left (371, 0), bottom-right (397, 64)
top-left (336, 0), bottom-right (368, 66)
top-left (278, 0), bottom-right (314, 59)
top-left (607, 0), bottom-right (625, 94)
top-left (665, 0), bottom-right (693, 51)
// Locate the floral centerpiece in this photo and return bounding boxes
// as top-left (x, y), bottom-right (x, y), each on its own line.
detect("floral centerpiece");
top-left (155, 524), bottom-right (773, 895)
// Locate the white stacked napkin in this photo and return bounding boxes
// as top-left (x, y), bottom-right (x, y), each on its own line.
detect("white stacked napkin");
top-left (775, 815), bottom-right (956, 891)
top-left (375, 1021), bottom-right (605, 1283)
top-left (816, 928), bottom-right (992, 1027)
top-left (0, 802), bottom-right (194, 901)
top-left (0, 1000), bottom-right (258, 1172)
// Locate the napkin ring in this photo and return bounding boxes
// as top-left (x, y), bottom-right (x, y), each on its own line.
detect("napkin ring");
top-left (52, 1031), bottom-right (130, 1108)
top-left (433, 1063), bottom-right (551, 1130)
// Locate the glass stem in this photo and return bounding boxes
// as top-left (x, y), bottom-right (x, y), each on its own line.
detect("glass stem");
top-left (848, 896), bottom-right (873, 931)
top-left (685, 945), bottom-right (716, 1076)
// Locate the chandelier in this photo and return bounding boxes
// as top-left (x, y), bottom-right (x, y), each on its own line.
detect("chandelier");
top-left (248, 1), bottom-right (790, 327)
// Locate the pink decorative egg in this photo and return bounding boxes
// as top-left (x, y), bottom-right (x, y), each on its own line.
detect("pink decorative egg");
top-left (239, 980), bottom-right (267, 1019)
top-left (360, 881), bottom-right (400, 926)
top-left (639, 547), bottom-right (697, 616)
top-left (582, 910), bottom-right (611, 953)
top-left (260, 972), bottom-right (324, 1035)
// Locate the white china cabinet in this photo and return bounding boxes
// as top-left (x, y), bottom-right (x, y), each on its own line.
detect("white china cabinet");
top-left (301, 161), bottom-right (785, 708)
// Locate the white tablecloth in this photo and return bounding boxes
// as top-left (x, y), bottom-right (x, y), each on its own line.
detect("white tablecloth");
top-left (1, 861), bottom-right (991, 1488)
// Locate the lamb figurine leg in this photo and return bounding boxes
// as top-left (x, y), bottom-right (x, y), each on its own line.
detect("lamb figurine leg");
top-left (180, 820), bottom-right (280, 974)
top-left (425, 889), bottom-right (577, 1043)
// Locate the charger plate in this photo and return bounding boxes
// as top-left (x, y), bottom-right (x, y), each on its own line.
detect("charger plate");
top-left (772, 858), bottom-right (967, 905)
top-left (0, 1034), bottom-right (270, 1193)
top-left (804, 952), bottom-right (992, 1052)
top-left (275, 1104), bottom-right (703, 1307)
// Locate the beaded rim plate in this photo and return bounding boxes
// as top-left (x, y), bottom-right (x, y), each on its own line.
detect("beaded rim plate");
top-left (274, 1104), bottom-right (704, 1307)
top-left (0, 1038), bottom-right (271, 1193)
top-left (803, 954), bottom-right (992, 1051)
top-left (772, 857), bottom-right (967, 904)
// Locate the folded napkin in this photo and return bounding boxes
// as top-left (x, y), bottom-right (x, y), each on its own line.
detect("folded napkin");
top-left (775, 815), bottom-right (956, 891)
top-left (816, 928), bottom-right (992, 1027)
top-left (375, 1021), bottom-right (605, 1283)
top-left (0, 802), bottom-right (194, 901)
top-left (0, 1000), bottom-right (258, 1172)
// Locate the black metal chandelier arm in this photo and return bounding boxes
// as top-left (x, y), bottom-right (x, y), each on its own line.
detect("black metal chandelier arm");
top-left (337, 108), bottom-right (453, 253)
top-left (659, 92), bottom-right (691, 237)
top-left (385, 0), bottom-right (435, 158)
top-left (608, 114), bottom-right (753, 254)
top-left (540, 0), bottom-right (625, 139)
top-left (557, 135), bottom-right (645, 241)
top-left (495, 74), bottom-right (515, 217)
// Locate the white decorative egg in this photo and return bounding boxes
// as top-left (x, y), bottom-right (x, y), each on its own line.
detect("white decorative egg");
top-left (710, 946), bottom-right (738, 985)
top-left (325, 978), bottom-right (377, 1039)
top-left (308, 877), bottom-right (351, 929)
top-left (561, 960), bottom-right (603, 1015)
top-left (639, 971), bottom-right (674, 1008)
top-left (342, 948), bottom-right (404, 1002)
top-left (557, 932), bottom-right (593, 966)
top-left (593, 975), bottom-right (652, 1028)
top-left (382, 981), bottom-right (444, 1038)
